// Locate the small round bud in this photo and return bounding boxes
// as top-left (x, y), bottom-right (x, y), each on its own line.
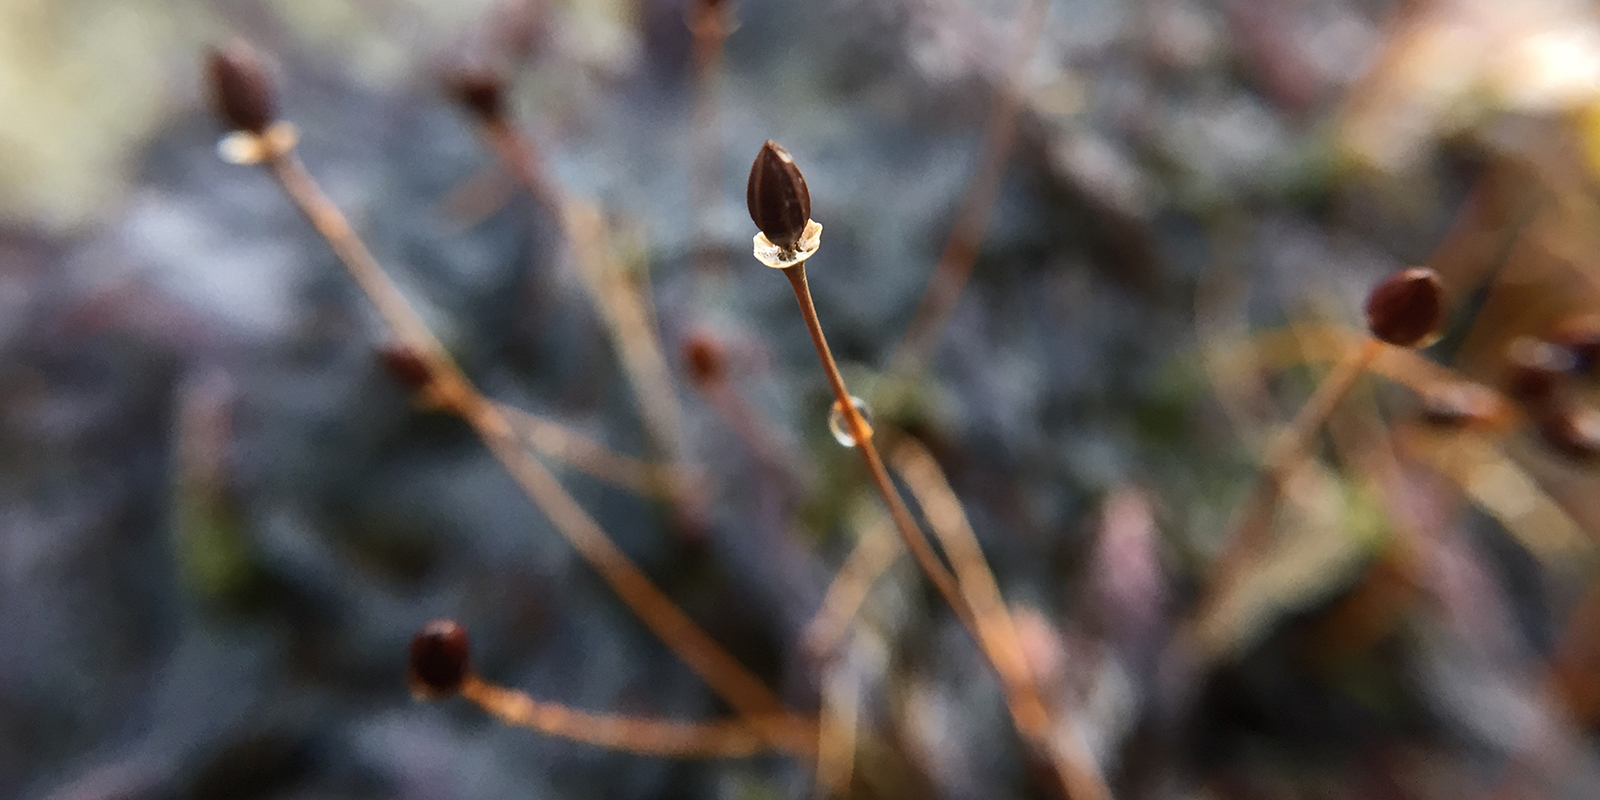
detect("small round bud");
top-left (1537, 405), bottom-right (1600, 464)
top-left (1505, 336), bottom-right (1574, 403)
top-left (1364, 267), bottom-right (1444, 347)
top-left (442, 61), bottom-right (508, 122)
top-left (1417, 382), bottom-right (1504, 429)
top-left (682, 330), bottom-right (726, 386)
top-left (206, 40), bottom-right (279, 135)
top-left (747, 141), bottom-right (812, 250)
top-left (376, 342), bottom-right (434, 391)
top-left (1551, 315), bottom-right (1600, 376)
top-left (408, 619), bottom-right (471, 698)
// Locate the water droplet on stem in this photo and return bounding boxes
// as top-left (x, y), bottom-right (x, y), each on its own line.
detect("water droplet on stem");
top-left (827, 396), bottom-right (873, 447)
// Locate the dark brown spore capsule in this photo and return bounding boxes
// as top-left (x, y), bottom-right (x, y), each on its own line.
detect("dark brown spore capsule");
top-left (1364, 267), bottom-right (1444, 347)
top-left (1537, 406), bottom-right (1600, 464)
top-left (747, 141), bottom-right (811, 250)
top-left (377, 342), bottom-right (434, 391)
top-left (408, 619), bottom-right (471, 698)
top-left (442, 60), bottom-right (508, 122)
top-left (682, 330), bottom-right (726, 386)
top-left (1505, 336), bottom-right (1574, 403)
top-left (206, 40), bottom-right (278, 134)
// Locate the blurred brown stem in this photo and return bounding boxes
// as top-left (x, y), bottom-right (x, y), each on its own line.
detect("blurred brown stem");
top-left (885, 0), bottom-right (1050, 379)
top-left (1229, 324), bottom-right (1475, 400)
top-left (463, 675), bottom-right (813, 757)
top-left (814, 653), bottom-right (862, 798)
top-left (1195, 336), bottom-right (1384, 627)
top-left (893, 439), bottom-right (1113, 800)
top-left (479, 117), bottom-right (693, 511)
top-left (803, 508), bottom-right (903, 660)
top-left (495, 402), bottom-right (685, 499)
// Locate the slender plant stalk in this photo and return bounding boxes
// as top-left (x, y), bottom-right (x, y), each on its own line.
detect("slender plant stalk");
top-left (803, 507), bottom-right (903, 660)
top-left (459, 394), bottom-right (811, 755)
top-left (480, 118), bottom-right (692, 499)
top-left (461, 675), bottom-right (813, 757)
top-left (781, 264), bottom-right (971, 629)
top-left (1230, 324), bottom-right (1465, 400)
top-left (894, 439), bottom-right (1113, 800)
top-left (814, 652), bottom-right (862, 798)
top-left (885, 0), bottom-right (1050, 379)
top-left (782, 262), bottom-right (1106, 799)
top-left (261, 147), bottom-right (809, 758)
top-left (496, 403), bottom-right (684, 499)
top-left (268, 151), bottom-right (448, 358)
top-left (1398, 426), bottom-right (1587, 560)
top-left (481, 117), bottom-right (561, 218)
top-left (1194, 336), bottom-right (1384, 627)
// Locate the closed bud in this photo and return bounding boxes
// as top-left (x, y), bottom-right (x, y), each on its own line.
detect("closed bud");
top-left (443, 60), bottom-right (508, 122)
top-left (408, 619), bottom-right (472, 698)
top-left (747, 141), bottom-right (811, 250)
top-left (1537, 405), bottom-right (1600, 464)
top-left (376, 342), bottom-right (434, 391)
top-left (1505, 336), bottom-right (1574, 403)
top-left (682, 330), bottom-right (726, 386)
top-left (206, 40), bottom-right (278, 134)
top-left (1364, 267), bottom-right (1444, 347)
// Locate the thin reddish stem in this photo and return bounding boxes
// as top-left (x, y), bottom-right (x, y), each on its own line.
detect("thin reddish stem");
top-left (782, 264), bottom-right (970, 628)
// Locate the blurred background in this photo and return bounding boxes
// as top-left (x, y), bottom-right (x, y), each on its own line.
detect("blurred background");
top-left (6, 0), bottom-right (1600, 797)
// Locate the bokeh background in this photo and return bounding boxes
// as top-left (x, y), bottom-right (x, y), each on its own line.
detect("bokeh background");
top-left (7, 0), bottom-right (1600, 798)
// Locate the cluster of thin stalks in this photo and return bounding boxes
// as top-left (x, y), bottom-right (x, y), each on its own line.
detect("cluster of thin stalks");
top-left (205, 7), bottom-right (1111, 791)
top-left (1190, 138), bottom-right (1600, 797)
top-left (203, 2), bottom-right (1600, 797)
